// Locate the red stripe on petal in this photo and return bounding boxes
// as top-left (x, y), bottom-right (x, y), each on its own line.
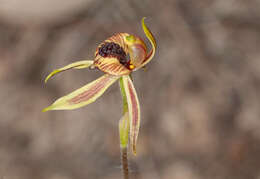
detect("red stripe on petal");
top-left (114, 65), bottom-right (121, 73)
top-left (69, 77), bottom-right (110, 104)
top-left (128, 80), bottom-right (139, 148)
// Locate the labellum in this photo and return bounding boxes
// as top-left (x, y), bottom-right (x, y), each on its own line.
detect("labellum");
top-left (94, 33), bottom-right (147, 76)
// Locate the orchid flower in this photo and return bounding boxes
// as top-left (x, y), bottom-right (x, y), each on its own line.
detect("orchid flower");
top-left (43, 17), bottom-right (156, 155)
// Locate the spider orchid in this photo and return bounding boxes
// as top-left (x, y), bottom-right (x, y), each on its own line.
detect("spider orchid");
top-left (43, 17), bottom-right (156, 155)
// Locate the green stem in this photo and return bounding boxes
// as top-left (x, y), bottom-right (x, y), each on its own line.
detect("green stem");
top-left (119, 76), bottom-right (130, 179)
top-left (119, 77), bottom-right (128, 114)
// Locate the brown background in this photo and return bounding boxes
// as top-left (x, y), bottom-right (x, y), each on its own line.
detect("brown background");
top-left (1, 0), bottom-right (260, 179)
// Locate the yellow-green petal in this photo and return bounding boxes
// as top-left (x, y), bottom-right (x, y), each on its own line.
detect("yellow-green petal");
top-left (122, 75), bottom-right (140, 155)
top-left (42, 74), bottom-right (119, 111)
top-left (139, 17), bottom-right (157, 68)
top-left (45, 60), bottom-right (93, 83)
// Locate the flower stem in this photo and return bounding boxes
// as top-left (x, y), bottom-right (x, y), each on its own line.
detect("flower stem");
top-left (119, 77), bottom-right (128, 114)
top-left (121, 147), bottom-right (129, 179)
top-left (119, 76), bottom-right (130, 179)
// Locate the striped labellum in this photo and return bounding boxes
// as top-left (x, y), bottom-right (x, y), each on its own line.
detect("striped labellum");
top-left (94, 33), bottom-right (148, 76)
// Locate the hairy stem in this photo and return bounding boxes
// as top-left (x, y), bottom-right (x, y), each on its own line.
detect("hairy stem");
top-left (121, 147), bottom-right (129, 179)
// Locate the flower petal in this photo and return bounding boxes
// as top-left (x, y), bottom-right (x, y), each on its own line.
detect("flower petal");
top-left (122, 75), bottom-right (140, 155)
top-left (45, 60), bottom-right (93, 83)
top-left (43, 74), bottom-right (119, 111)
top-left (139, 17), bottom-right (157, 68)
top-left (124, 34), bottom-right (147, 68)
top-left (94, 56), bottom-right (131, 76)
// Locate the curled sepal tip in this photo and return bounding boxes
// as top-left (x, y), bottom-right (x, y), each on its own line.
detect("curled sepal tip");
top-left (42, 74), bottom-right (119, 111)
top-left (45, 60), bottom-right (93, 83)
top-left (140, 17), bottom-right (157, 68)
top-left (122, 75), bottom-right (141, 155)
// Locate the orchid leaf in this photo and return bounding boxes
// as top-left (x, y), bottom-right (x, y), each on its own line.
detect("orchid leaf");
top-left (122, 75), bottom-right (141, 155)
top-left (43, 74), bottom-right (119, 111)
top-left (45, 60), bottom-right (93, 83)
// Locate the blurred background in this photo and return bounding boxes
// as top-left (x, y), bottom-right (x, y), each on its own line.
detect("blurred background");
top-left (1, 0), bottom-right (260, 178)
